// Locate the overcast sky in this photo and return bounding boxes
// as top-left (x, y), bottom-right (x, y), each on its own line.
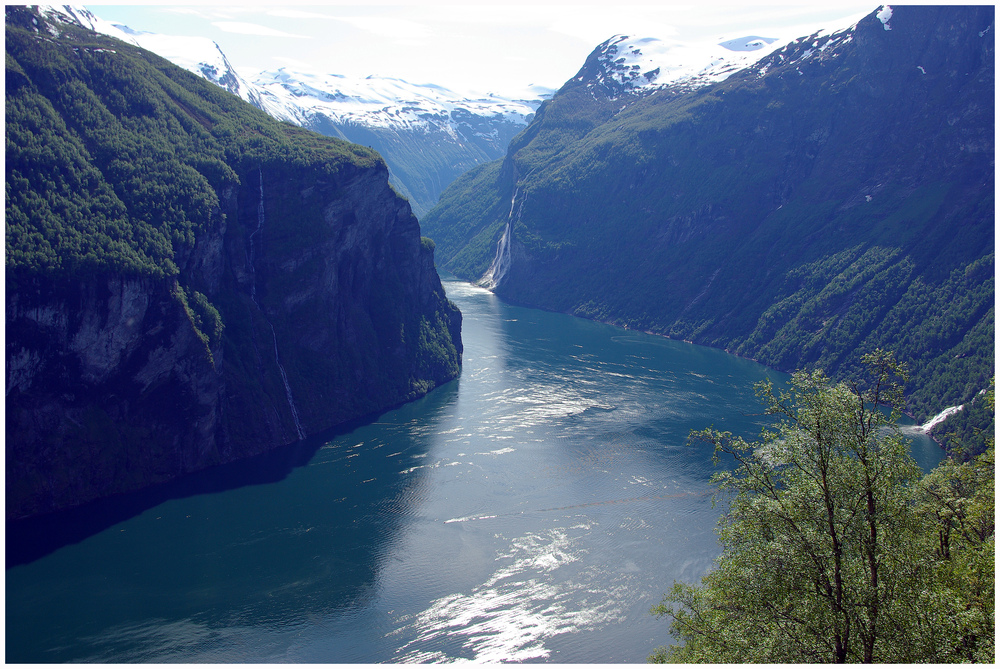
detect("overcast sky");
top-left (86, 3), bottom-right (880, 97)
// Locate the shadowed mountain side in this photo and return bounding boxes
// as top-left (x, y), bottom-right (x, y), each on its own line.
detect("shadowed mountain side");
top-left (7, 379), bottom-right (459, 569)
top-left (5, 7), bottom-right (462, 520)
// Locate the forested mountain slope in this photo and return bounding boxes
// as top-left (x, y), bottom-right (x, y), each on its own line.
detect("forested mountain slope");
top-left (423, 5), bottom-right (994, 430)
top-left (5, 6), bottom-right (462, 519)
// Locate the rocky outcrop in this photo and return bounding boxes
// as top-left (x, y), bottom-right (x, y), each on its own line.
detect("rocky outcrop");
top-left (6, 275), bottom-right (225, 519)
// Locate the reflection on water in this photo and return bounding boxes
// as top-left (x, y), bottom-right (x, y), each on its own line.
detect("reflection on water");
top-left (391, 523), bottom-right (614, 663)
top-left (6, 277), bottom-right (944, 663)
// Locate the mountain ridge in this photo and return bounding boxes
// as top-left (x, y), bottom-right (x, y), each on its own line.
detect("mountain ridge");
top-left (422, 4), bottom-right (994, 438)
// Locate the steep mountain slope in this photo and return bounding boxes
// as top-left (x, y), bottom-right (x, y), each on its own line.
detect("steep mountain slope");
top-left (6, 6), bottom-right (462, 519)
top-left (422, 5), bottom-right (994, 427)
top-left (37, 5), bottom-right (264, 105)
top-left (50, 5), bottom-right (543, 217)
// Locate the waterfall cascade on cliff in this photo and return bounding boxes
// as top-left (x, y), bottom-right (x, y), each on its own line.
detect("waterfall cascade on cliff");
top-left (480, 187), bottom-right (522, 290)
top-left (250, 169), bottom-right (306, 440)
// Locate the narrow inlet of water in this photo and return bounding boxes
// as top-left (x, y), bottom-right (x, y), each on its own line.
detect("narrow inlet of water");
top-left (5, 276), bottom-right (944, 663)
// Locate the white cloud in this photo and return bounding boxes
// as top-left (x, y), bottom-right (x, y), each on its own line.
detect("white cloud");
top-left (335, 15), bottom-right (431, 41)
top-left (270, 55), bottom-right (327, 74)
top-left (419, 5), bottom-right (544, 26)
top-left (161, 7), bottom-right (239, 21)
top-left (548, 14), bottom-right (680, 44)
top-left (211, 21), bottom-right (311, 38)
top-left (263, 9), bottom-right (341, 21)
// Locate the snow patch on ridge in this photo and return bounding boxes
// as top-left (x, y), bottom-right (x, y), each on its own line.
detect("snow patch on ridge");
top-left (746, 13), bottom-right (870, 80)
top-left (585, 8), bottom-right (868, 100)
top-left (584, 34), bottom-right (786, 97)
top-left (877, 5), bottom-right (893, 31)
top-left (38, 5), bottom-right (261, 105)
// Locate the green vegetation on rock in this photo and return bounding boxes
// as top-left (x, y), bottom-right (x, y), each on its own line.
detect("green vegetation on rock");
top-left (6, 10), bottom-right (380, 280)
top-left (5, 7), bottom-right (462, 519)
top-left (422, 6), bottom-right (994, 438)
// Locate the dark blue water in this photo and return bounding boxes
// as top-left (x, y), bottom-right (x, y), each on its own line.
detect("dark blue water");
top-left (5, 277), bottom-right (944, 663)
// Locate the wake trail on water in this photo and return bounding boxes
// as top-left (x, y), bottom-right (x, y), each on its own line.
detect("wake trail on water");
top-left (443, 490), bottom-right (711, 524)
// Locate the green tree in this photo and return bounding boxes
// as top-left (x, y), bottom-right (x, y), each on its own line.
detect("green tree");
top-left (650, 351), bottom-right (993, 663)
top-left (911, 380), bottom-right (994, 662)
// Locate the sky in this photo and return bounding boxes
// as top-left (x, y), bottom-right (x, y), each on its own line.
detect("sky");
top-left (85, 3), bottom-right (881, 97)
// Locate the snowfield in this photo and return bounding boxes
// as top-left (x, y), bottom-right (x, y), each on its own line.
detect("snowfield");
top-left (251, 69), bottom-right (541, 133)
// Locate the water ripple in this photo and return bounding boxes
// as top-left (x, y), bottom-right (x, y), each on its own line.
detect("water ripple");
top-left (389, 524), bottom-right (624, 663)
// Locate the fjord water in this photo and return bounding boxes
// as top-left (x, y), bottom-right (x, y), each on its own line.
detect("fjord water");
top-left (7, 277), bottom-right (943, 663)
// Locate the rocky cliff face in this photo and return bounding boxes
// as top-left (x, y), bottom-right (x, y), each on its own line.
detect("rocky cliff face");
top-left (5, 7), bottom-right (462, 520)
top-left (7, 275), bottom-right (225, 518)
top-left (217, 159), bottom-right (462, 449)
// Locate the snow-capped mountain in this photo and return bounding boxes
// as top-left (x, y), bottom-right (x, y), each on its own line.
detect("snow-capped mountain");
top-left (575, 11), bottom-right (867, 100)
top-left (250, 70), bottom-right (543, 215)
top-left (253, 69), bottom-right (538, 135)
top-left (38, 5), bottom-right (261, 105)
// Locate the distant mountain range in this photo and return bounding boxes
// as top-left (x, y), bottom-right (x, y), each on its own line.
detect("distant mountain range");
top-left (250, 69), bottom-right (542, 217)
top-left (422, 4), bottom-right (995, 445)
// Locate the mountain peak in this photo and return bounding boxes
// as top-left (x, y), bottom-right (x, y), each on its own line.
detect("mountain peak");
top-left (571, 8), bottom-right (871, 102)
top-left (571, 32), bottom-right (790, 100)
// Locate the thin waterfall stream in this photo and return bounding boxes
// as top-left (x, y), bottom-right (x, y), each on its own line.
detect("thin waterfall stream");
top-left (251, 168), bottom-right (305, 440)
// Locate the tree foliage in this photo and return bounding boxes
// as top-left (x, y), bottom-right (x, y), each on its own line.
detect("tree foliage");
top-left (650, 352), bottom-right (994, 663)
top-left (5, 12), bottom-right (381, 280)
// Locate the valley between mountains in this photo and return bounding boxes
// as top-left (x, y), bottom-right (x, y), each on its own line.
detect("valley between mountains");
top-left (5, 4), bottom-right (994, 664)
top-left (6, 3), bottom-right (993, 515)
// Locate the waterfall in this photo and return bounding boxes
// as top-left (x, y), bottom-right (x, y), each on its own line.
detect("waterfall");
top-left (480, 187), bottom-right (522, 290)
top-left (249, 168), bottom-right (306, 440)
top-left (249, 171), bottom-right (265, 302)
top-left (917, 404), bottom-right (965, 433)
top-left (268, 323), bottom-right (305, 440)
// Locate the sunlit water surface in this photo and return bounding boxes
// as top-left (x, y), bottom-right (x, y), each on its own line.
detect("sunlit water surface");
top-left (6, 277), bottom-right (943, 663)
